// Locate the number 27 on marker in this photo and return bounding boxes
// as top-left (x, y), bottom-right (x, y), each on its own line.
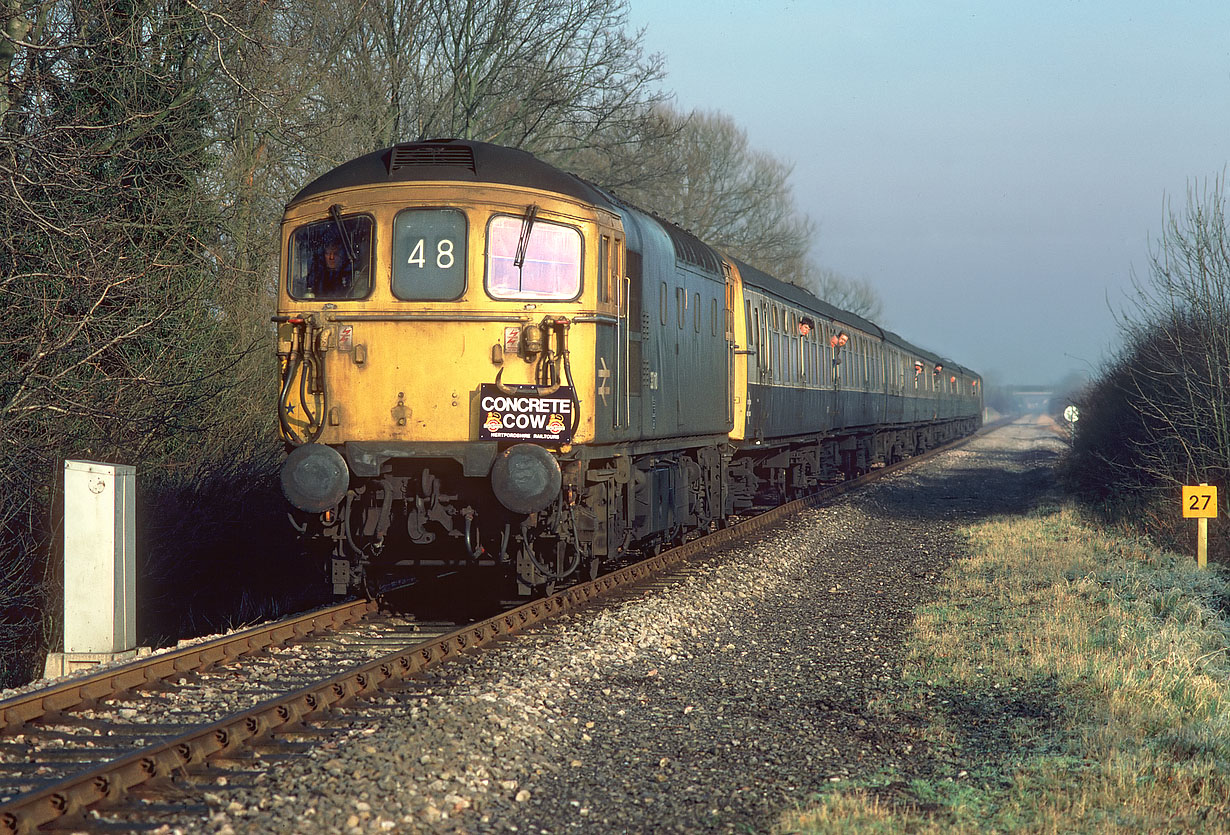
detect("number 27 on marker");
top-left (1183, 485), bottom-right (1217, 518)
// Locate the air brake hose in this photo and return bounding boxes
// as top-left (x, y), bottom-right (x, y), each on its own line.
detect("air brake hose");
top-left (277, 318), bottom-right (328, 445)
top-left (277, 319), bottom-right (308, 444)
top-left (278, 353), bottom-right (304, 443)
top-left (299, 334), bottom-right (327, 444)
top-left (520, 509), bottom-right (583, 581)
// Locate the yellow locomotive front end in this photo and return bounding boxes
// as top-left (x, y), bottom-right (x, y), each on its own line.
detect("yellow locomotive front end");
top-left (275, 142), bottom-right (624, 595)
top-left (277, 186), bottom-right (608, 445)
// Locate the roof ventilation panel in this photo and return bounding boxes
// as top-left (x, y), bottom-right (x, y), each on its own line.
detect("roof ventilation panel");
top-left (388, 143), bottom-right (477, 174)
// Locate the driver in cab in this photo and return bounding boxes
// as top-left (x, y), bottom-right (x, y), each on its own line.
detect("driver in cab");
top-left (308, 238), bottom-right (352, 298)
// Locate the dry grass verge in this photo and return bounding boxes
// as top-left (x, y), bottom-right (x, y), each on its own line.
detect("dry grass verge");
top-left (780, 504), bottom-right (1230, 833)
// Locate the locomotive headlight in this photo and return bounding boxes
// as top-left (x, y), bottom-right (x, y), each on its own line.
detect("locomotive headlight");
top-left (281, 443), bottom-right (350, 513)
top-left (491, 443), bottom-right (561, 514)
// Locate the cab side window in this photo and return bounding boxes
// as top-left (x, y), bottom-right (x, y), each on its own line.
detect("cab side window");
top-left (287, 215), bottom-right (374, 300)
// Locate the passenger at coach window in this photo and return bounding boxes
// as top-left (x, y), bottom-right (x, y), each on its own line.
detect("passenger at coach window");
top-left (308, 239), bottom-right (352, 298)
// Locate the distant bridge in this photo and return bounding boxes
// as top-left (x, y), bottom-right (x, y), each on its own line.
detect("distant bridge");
top-left (1004, 387), bottom-right (1055, 413)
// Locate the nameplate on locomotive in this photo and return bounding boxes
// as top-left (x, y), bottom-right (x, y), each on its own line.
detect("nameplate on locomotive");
top-left (478, 385), bottom-right (575, 444)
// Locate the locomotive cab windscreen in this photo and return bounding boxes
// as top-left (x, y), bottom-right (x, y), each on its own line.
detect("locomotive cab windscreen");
top-left (486, 213), bottom-right (583, 300)
top-left (287, 213), bottom-right (374, 300)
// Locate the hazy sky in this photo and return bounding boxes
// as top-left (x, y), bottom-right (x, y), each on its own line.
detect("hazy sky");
top-left (625, 1), bottom-right (1230, 386)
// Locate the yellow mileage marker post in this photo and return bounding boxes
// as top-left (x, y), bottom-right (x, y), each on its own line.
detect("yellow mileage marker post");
top-left (1182, 483), bottom-right (1217, 568)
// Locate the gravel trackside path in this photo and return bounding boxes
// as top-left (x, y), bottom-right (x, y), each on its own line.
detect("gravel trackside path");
top-left (163, 419), bottom-right (1064, 834)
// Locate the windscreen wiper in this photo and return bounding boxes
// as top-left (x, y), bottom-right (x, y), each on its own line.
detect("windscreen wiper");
top-left (329, 203), bottom-right (358, 264)
top-left (513, 203), bottom-right (538, 271)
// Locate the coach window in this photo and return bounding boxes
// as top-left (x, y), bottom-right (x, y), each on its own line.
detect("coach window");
top-left (288, 214), bottom-right (374, 300)
top-left (611, 248), bottom-right (621, 310)
top-left (757, 303), bottom-right (767, 376)
top-left (694, 292), bottom-right (701, 332)
top-left (752, 306), bottom-right (759, 369)
top-left (762, 304), bottom-right (771, 376)
top-left (486, 214), bottom-right (581, 300)
top-left (798, 325), bottom-right (805, 381)
top-left (760, 307), bottom-right (768, 375)
top-left (831, 328), bottom-right (840, 384)
top-left (724, 283), bottom-right (734, 336)
top-left (660, 282), bottom-right (668, 325)
top-left (752, 307), bottom-right (760, 370)
top-left (712, 298), bottom-right (719, 336)
top-left (772, 313), bottom-right (780, 381)
top-left (598, 236), bottom-right (610, 304)
top-left (765, 305), bottom-right (773, 378)
top-left (677, 287), bottom-right (686, 328)
top-left (778, 327), bottom-right (785, 382)
top-left (614, 242), bottom-right (622, 305)
top-left (791, 320), bottom-right (800, 380)
top-left (784, 326), bottom-right (791, 381)
top-left (391, 208), bottom-right (466, 300)
top-left (799, 333), bottom-right (806, 384)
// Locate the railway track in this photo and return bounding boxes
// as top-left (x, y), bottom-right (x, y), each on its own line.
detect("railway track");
top-left (0, 428), bottom-right (986, 834)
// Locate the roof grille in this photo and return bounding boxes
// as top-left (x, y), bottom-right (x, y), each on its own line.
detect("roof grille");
top-left (663, 224), bottom-right (721, 274)
top-left (389, 143), bottom-right (476, 173)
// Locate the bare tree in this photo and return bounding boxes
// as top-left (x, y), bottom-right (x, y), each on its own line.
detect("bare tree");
top-left (248, 0), bottom-right (669, 168)
top-left (0, 0), bottom-right (291, 685)
top-left (802, 264), bottom-right (884, 321)
top-left (1119, 177), bottom-right (1230, 483)
top-left (1068, 175), bottom-right (1230, 550)
top-left (608, 106), bottom-right (814, 283)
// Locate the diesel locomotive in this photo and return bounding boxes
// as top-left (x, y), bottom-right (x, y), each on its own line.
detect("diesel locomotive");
top-left (275, 140), bottom-right (982, 596)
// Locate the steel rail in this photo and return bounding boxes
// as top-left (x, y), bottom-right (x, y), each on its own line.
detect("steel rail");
top-left (0, 598), bottom-right (377, 733)
top-left (0, 426), bottom-right (988, 834)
